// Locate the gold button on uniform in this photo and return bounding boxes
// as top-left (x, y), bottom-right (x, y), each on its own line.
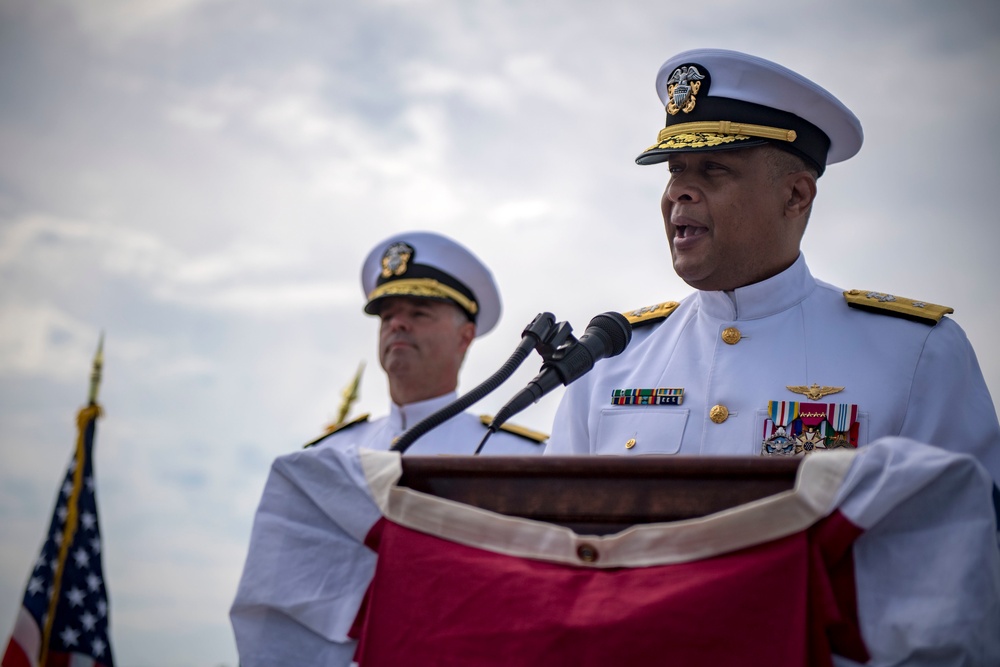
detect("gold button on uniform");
top-left (710, 405), bottom-right (730, 423)
top-left (625, 438), bottom-right (636, 449)
top-left (721, 327), bottom-right (742, 345)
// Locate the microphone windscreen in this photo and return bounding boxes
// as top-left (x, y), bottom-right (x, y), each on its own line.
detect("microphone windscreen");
top-left (587, 311), bottom-right (632, 357)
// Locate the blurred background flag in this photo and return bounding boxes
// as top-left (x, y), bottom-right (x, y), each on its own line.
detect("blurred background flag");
top-left (3, 338), bottom-right (115, 667)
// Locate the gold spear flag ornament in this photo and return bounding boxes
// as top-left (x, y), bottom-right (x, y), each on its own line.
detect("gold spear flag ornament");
top-left (2, 336), bottom-right (116, 667)
top-left (326, 362), bottom-right (365, 432)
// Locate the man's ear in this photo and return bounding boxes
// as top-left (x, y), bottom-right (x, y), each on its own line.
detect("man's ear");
top-left (785, 172), bottom-right (817, 218)
top-left (458, 321), bottom-right (476, 353)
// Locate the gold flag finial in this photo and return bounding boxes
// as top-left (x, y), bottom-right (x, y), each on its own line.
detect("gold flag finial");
top-left (88, 333), bottom-right (105, 405)
top-left (330, 362), bottom-right (365, 430)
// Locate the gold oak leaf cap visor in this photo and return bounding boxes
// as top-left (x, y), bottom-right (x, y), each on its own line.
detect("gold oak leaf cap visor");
top-left (361, 230), bottom-right (502, 337)
top-left (636, 48), bottom-right (864, 175)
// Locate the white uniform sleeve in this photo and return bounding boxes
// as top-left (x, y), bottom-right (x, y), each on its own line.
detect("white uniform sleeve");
top-left (230, 446), bottom-right (384, 666)
top-left (833, 438), bottom-right (1000, 666)
top-left (900, 318), bottom-right (1000, 484)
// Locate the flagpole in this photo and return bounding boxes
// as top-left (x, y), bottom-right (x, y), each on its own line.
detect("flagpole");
top-left (88, 333), bottom-right (104, 406)
top-left (38, 337), bottom-right (104, 665)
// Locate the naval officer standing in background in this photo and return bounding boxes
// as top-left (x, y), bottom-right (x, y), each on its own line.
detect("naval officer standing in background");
top-left (231, 230), bottom-right (545, 665)
top-left (304, 229), bottom-right (546, 455)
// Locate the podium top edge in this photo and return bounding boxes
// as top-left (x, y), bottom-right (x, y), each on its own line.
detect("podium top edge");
top-left (399, 455), bottom-right (802, 478)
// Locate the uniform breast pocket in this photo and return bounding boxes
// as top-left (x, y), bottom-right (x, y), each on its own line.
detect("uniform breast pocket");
top-left (594, 407), bottom-right (689, 455)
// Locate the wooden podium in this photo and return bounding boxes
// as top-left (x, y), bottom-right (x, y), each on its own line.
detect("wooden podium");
top-left (398, 455), bottom-right (802, 534)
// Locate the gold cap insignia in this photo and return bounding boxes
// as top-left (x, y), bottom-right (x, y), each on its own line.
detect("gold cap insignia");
top-left (786, 383), bottom-right (845, 400)
top-left (381, 242), bottom-right (414, 278)
top-left (666, 65), bottom-right (706, 115)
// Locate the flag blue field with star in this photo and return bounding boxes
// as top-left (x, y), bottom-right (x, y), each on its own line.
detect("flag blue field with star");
top-left (3, 404), bottom-right (115, 667)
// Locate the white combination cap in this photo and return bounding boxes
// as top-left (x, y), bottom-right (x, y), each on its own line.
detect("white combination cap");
top-left (637, 48), bottom-right (863, 175)
top-left (360, 231), bottom-right (502, 337)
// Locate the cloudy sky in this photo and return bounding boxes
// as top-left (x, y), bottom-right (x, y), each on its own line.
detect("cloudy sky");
top-left (1, 0), bottom-right (998, 664)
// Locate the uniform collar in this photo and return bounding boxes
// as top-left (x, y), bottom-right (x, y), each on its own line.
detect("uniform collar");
top-left (696, 254), bottom-right (815, 321)
top-left (388, 391), bottom-right (459, 431)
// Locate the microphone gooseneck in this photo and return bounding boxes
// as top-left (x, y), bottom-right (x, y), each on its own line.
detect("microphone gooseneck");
top-left (488, 311), bottom-right (632, 432)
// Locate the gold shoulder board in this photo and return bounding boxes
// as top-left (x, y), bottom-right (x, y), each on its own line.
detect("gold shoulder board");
top-left (623, 301), bottom-right (680, 328)
top-left (302, 413), bottom-right (370, 449)
top-left (844, 290), bottom-right (953, 325)
top-left (479, 415), bottom-right (548, 444)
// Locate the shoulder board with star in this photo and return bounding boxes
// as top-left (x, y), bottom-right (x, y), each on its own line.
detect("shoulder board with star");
top-left (478, 415), bottom-right (548, 445)
top-left (622, 301), bottom-right (680, 328)
top-left (844, 290), bottom-right (953, 326)
top-left (302, 413), bottom-right (370, 449)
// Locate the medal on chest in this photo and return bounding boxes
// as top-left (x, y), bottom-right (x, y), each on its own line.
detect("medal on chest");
top-left (762, 399), bottom-right (860, 456)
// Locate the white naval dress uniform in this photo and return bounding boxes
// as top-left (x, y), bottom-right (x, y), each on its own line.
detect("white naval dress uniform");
top-left (231, 392), bottom-right (543, 666)
top-left (546, 255), bottom-right (1000, 486)
top-left (307, 391), bottom-right (545, 456)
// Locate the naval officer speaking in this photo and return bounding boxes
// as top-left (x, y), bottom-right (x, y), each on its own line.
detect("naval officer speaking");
top-left (545, 48), bottom-right (1000, 488)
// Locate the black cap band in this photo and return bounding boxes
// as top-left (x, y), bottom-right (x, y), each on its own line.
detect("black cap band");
top-left (638, 95), bottom-right (831, 174)
top-left (365, 263), bottom-right (478, 321)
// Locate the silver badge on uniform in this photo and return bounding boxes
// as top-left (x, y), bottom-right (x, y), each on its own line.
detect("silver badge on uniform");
top-left (665, 65), bottom-right (706, 115)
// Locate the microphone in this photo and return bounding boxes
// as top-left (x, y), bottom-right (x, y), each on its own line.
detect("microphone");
top-left (488, 311), bottom-right (632, 431)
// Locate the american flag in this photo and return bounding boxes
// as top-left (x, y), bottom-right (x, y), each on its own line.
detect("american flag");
top-left (3, 347), bottom-right (115, 667)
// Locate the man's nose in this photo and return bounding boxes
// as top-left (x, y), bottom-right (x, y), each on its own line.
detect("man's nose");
top-left (664, 175), bottom-right (700, 203)
top-left (385, 314), bottom-right (411, 332)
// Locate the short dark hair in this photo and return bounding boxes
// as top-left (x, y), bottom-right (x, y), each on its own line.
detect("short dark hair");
top-left (763, 145), bottom-right (819, 180)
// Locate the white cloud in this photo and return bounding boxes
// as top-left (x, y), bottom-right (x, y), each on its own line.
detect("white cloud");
top-left (503, 54), bottom-right (587, 106)
top-left (58, 0), bottom-right (228, 40)
top-left (3, 3), bottom-right (1000, 667)
top-left (157, 281), bottom-right (356, 311)
top-left (164, 104), bottom-right (230, 132)
top-left (0, 302), bottom-right (97, 381)
top-left (402, 61), bottom-right (512, 109)
top-left (488, 199), bottom-right (555, 228)
top-left (163, 81), bottom-right (260, 133)
top-left (400, 53), bottom-right (584, 113)
top-left (0, 213), bottom-right (356, 314)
